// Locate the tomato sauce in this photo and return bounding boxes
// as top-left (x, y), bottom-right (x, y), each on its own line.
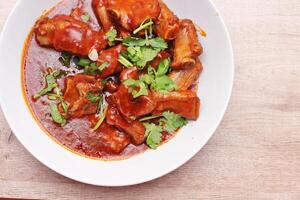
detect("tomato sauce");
top-left (22, 0), bottom-right (188, 160)
top-left (21, 0), bottom-right (152, 160)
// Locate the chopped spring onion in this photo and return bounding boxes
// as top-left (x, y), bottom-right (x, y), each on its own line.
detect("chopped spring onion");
top-left (77, 58), bottom-right (92, 67)
top-left (98, 62), bottom-right (109, 71)
top-left (91, 108), bottom-right (107, 132)
top-left (139, 115), bottom-right (162, 122)
top-left (133, 20), bottom-right (154, 34)
top-left (118, 54), bottom-right (133, 68)
top-left (49, 103), bottom-right (66, 126)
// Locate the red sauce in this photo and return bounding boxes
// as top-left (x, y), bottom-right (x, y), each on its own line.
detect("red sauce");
top-left (22, 0), bottom-right (152, 160)
top-left (22, 0), bottom-right (179, 160)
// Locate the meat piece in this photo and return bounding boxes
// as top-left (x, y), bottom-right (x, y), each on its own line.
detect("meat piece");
top-left (169, 60), bottom-right (203, 90)
top-left (155, 1), bottom-right (180, 40)
top-left (82, 122), bottom-right (130, 155)
top-left (70, 0), bottom-right (85, 22)
top-left (149, 51), bottom-right (171, 69)
top-left (105, 0), bottom-right (161, 31)
top-left (70, 8), bottom-right (84, 21)
top-left (171, 19), bottom-right (203, 70)
top-left (152, 90), bottom-right (200, 120)
top-left (35, 15), bottom-right (107, 56)
top-left (119, 67), bottom-right (139, 82)
top-left (92, 0), bottom-right (132, 39)
top-left (103, 78), bottom-right (120, 93)
top-left (92, 0), bottom-right (115, 32)
top-left (63, 74), bottom-right (103, 118)
top-left (111, 85), bottom-right (156, 119)
top-left (106, 106), bottom-right (145, 145)
top-left (97, 44), bottom-right (125, 78)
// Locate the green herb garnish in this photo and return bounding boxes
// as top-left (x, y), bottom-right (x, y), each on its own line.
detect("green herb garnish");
top-left (123, 79), bottom-right (148, 98)
top-left (47, 93), bottom-right (63, 101)
top-left (160, 111), bottom-right (188, 133)
top-left (144, 123), bottom-right (163, 149)
top-left (143, 111), bottom-right (188, 148)
top-left (122, 37), bottom-right (147, 47)
top-left (84, 62), bottom-right (109, 74)
top-left (122, 37), bottom-right (167, 49)
top-left (122, 59), bottom-right (176, 97)
top-left (118, 18), bottom-right (167, 68)
top-left (34, 70), bottom-right (62, 99)
top-left (151, 75), bottom-right (177, 94)
top-left (98, 62), bottom-right (109, 71)
top-left (124, 46), bottom-right (161, 68)
top-left (91, 108), bottom-right (107, 132)
top-left (156, 58), bottom-right (170, 76)
top-left (59, 52), bottom-right (72, 67)
top-left (106, 29), bottom-right (117, 46)
top-left (133, 19), bottom-right (154, 34)
top-left (149, 59), bottom-right (177, 94)
top-left (118, 54), bottom-right (134, 68)
top-left (120, 36), bottom-right (167, 68)
top-left (139, 115), bottom-right (162, 122)
top-left (61, 101), bottom-right (69, 114)
top-left (77, 58), bottom-right (92, 67)
top-left (49, 103), bottom-right (66, 126)
top-left (148, 37), bottom-right (168, 49)
top-left (86, 92), bottom-right (102, 103)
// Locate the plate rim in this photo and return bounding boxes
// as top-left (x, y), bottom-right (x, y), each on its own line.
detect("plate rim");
top-left (0, 0), bottom-right (234, 186)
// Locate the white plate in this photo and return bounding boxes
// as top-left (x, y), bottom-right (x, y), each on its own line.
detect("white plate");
top-left (0, 0), bottom-right (234, 186)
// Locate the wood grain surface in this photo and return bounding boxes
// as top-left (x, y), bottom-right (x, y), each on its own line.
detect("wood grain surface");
top-left (1, 0), bottom-right (300, 199)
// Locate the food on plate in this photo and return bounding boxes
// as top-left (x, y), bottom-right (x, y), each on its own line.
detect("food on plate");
top-left (22, 0), bottom-right (204, 159)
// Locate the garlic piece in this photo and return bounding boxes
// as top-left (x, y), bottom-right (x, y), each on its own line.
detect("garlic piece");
top-left (88, 48), bottom-right (99, 61)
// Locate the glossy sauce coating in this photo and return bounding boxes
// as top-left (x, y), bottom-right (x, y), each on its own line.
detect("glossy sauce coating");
top-left (23, 0), bottom-right (149, 160)
top-left (23, 0), bottom-right (201, 160)
top-left (35, 15), bottom-right (107, 56)
top-left (105, 0), bottom-right (161, 31)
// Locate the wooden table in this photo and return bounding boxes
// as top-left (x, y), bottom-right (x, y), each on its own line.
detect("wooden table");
top-left (1, 0), bottom-right (300, 199)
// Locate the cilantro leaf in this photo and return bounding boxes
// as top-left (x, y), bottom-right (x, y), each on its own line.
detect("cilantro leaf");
top-left (160, 111), bottom-right (188, 133)
top-left (140, 74), bottom-right (154, 85)
top-left (86, 92), bottom-right (101, 103)
top-left (121, 35), bottom-right (168, 68)
top-left (76, 58), bottom-right (91, 67)
top-left (34, 70), bottom-right (62, 99)
top-left (125, 46), bottom-right (160, 68)
top-left (106, 29), bottom-right (117, 46)
top-left (156, 58), bottom-right (170, 76)
top-left (123, 79), bottom-right (149, 98)
top-left (144, 123), bottom-right (163, 149)
top-left (84, 63), bottom-right (98, 74)
top-left (122, 37), bottom-right (167, 49)
top-left (49, 103), bottom-right (66, 126)
top-left (84, 62), bottom-right (109, 74)
top-left (47, 93), bottom-right (63, 101)
top-left (122, 37), bottom-right (147, 47)
top-left (148, 59), bottom-right (177, 94)
top-left (149, 38), bottom-right (168, 49)
top-left (143, 112), bottom-right (188, 148)
top-left (61, 101), bottom-right (69, 113)
top-left (151, 75), bottom-right (177, 94)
